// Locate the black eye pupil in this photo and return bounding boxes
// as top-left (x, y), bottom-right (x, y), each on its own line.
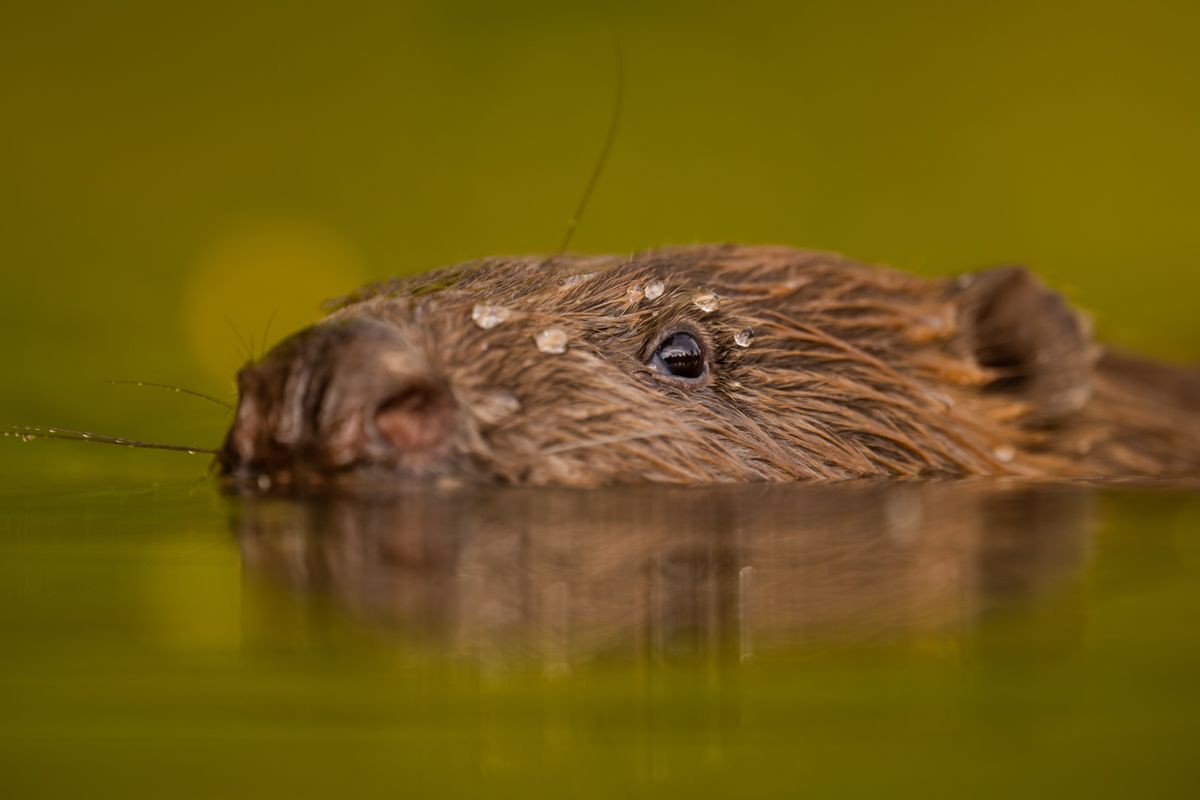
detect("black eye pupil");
top-left (654, 332), bottom-right (706, 379)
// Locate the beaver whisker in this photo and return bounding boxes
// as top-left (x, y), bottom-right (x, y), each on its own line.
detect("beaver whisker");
top-left (223, 314), bottom-right (253, 363)
top-left (555, 19), bottom-right (623, 258)
top-left (106, 380), bottom-right (234, 410)
top-left (259, 307), bottom-right (278, 360)
top-left (2, 425), bottom-right (217, 455)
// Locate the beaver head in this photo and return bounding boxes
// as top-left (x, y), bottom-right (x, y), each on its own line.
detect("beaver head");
top-left (217, 244), bottom-right (1197, 490)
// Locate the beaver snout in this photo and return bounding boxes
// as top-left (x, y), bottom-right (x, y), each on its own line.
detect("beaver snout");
top-left (217, 317), bottom-right (456, 490)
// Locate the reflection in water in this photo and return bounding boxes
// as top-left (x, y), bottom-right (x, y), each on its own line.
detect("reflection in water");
top-left (231, 482), bottom-right (1092, 665)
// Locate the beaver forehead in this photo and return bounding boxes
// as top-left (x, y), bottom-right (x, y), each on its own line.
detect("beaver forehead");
top-left (335, 244), bottom-right (920, 322)
top-left (407, 254), bottom-right (684, 312)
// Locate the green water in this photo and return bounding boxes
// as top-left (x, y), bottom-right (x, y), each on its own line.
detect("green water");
top-left (2, 479), bottom-right (1198, 798)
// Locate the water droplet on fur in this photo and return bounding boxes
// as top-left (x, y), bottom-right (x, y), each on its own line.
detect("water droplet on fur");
top-left (625, 286), bottom-right (644, 304)
top-left (924, 388), bottom-right (954, 411)
top-left (256, 474), bottom-right (272, 491)
top-left (472, 303), bottom-right (512, 330)
top-left (992, 444), bottom-right (1015, 463)
top-left (692, 292), bottom-right (720, 313)
top-left (925, 313), bottom-right (951, 333)
top-left (561, 272), bottom-right (596, 288)
top-left (734, 329), bottom-right (754, 348)
top-left (535, 328), bottom-right (569, 354)
top-left (476, 389), bottom-right (522, 424)
top-left (644, 280), bottom-right (665, 301)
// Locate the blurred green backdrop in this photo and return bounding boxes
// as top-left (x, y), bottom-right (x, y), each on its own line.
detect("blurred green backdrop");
top-left (2, 0), bottom-right (1198, 481)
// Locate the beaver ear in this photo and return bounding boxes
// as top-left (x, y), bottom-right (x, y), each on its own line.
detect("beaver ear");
top-left (953, 266), bottom-right (1098, 425)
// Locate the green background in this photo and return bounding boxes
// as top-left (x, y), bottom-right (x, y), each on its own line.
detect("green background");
top-left (2, 0), bottom-right (1198, 479)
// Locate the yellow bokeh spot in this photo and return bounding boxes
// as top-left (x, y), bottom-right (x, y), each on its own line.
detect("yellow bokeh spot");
top-left (182, 217), bottom-right (368, 388)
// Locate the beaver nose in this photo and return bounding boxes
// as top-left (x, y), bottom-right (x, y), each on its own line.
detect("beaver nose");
top-left (220, 318), bottom-right (453, 478)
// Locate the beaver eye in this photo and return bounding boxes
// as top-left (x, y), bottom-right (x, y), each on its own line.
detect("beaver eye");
top-left (650, 331), bottom-right (706, 380)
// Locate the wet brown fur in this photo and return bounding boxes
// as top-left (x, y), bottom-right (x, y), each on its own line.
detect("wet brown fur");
top-left (221, 245), bottom-right (1200, 488)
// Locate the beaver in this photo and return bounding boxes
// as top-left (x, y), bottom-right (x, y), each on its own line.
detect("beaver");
top-left (218, 244), bottom-right (1200, 489)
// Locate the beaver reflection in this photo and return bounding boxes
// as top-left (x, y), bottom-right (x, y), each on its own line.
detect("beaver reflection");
top-left (232, 483), bottom-right (1092, 663)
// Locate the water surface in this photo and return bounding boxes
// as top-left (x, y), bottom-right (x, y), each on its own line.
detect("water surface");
top-left (1, 479), bottom-right (1198, 798)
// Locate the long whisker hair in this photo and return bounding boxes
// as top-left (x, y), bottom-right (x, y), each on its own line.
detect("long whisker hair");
top-left (259, 307), bottom-right (279, 360)
top-left (223, 314), bottom-right (253, 362)
top-left (106, 380), bottom-right (234, 410)
top-left (3, 425), bottom-right (218, 455)
top-left (555, 11), bottom-right (624, 257)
